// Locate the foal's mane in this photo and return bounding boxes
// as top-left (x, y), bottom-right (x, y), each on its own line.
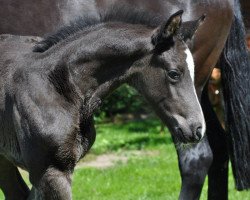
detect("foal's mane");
top-left (33, 5), bottom-right (164, 53)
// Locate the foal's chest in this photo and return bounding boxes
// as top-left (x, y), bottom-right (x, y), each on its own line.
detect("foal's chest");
top-left (0, 98), bottom-right (24, 168)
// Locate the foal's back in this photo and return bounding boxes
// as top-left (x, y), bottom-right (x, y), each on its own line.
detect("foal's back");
top-left (0, 35), bottom-right (42, 96)
top-left (0, 35), bottom-right (42, 80)
top-left (0, 35), bottom-right (42, 72)
top-left (0, 34), bottom-right (41, 59)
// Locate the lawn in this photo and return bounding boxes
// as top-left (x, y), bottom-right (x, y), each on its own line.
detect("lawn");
top-left (0, 119), bottom-right (249, 199)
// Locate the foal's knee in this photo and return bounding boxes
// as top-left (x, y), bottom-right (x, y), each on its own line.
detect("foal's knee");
top-left (30, 167), bottom-right (72, 200)
top-left (177, 138), bottom-right (213, 200)
top-left (180, 141), bottom-right (213, 181)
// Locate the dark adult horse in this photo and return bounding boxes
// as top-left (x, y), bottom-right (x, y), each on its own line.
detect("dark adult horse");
top-left (0, 0), bottom-right (250, 199)
top-left (0, 11), bottom-right (206, 199)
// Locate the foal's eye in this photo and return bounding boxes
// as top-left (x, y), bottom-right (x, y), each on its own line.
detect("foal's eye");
top-left (168, 70), bottom-right (181, 81)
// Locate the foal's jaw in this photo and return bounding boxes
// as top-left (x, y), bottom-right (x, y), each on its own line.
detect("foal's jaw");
top-left (154, 100), bottom-right (206, 144)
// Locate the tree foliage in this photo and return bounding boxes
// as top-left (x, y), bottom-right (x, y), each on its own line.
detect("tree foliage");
top-left (95, 85), bottom-right (150, 120)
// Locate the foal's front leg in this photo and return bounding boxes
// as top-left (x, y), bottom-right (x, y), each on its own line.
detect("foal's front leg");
top-left (173, 136), bottom-right (213, 200)
top-left (26, 120), bottom-right (96, 200)
top-left (0, 155), bottom-right (30, 200)
top-left (28, 167), bottom-right (73, 200)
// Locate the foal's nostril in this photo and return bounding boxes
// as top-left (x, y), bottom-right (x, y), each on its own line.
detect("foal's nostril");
top-left (175, 125), bottom-right (203, 143)
top-left (175, 127), bottom-right (185, 141)
top-left (195, 127), bottom-right (203, 141)
top-left (177, 127), bottom-right (184, 136)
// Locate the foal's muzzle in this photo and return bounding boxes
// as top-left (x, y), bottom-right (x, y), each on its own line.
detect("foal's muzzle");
top-left (173, 119), bottom-right (205, 143)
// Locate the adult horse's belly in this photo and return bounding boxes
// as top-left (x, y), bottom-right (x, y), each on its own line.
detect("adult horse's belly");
top-left (0, 0), bottom-right (99, 36)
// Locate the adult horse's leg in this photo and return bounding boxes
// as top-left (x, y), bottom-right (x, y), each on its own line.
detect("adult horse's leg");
top-left (173, 136), bottom-right (213, 200)
top-left (175, 1), bottom-right (250, 198)
top-left (201, 84), bottom-right (229, 200)
top-left (173, 83), bottom-right (228, 200)
top-left (0, 155), bottom-right (30, 200)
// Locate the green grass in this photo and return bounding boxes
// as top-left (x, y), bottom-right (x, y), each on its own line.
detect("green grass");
top-left (91, 119), bottom-right (170, 154)
top-left (0, 119), bottom-right (249, 199)
top-left (73, 148), bottom-right (181, 200)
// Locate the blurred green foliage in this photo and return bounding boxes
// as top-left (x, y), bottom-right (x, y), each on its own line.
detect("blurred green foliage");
top-left (95, 84), bottom-right (150, 122)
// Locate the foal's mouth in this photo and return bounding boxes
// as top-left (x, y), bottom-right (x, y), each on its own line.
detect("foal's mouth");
top-left (173, 126), bottom-right (204, 144)
top-left (174, 127), bottom-right (188, 144)
top-left (157, 97), bottom-right (166, 105)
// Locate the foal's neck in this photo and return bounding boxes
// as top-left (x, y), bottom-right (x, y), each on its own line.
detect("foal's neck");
top-left (68, 50), bottom-right (143, 103)
top-left (44, 23), bottom-right (152, 102)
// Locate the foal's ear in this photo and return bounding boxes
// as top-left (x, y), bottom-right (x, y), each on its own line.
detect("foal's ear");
top-left (177, 14), bottom-right (206, 42)
top-left (151, 10), bottom-right (183, 49)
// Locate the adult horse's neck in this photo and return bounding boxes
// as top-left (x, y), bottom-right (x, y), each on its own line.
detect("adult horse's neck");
top-left (38, 22), bottom-right (152, 103)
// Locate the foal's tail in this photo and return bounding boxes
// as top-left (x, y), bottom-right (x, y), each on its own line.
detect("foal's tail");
top-left (220, 0), bottom-right (250, 190)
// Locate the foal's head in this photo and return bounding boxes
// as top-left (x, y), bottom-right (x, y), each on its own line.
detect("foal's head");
top-left (128, 11), bottom-right (206, 143)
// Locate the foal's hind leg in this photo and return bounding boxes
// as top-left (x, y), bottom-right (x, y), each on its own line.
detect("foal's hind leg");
top-left (0, 155), bottom-right (30, 200)
top-left (173, 136), bottom-right (213, 200)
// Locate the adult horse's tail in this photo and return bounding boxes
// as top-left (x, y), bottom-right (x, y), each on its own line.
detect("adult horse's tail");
top-left (220, 0), bottom-right (250, 190)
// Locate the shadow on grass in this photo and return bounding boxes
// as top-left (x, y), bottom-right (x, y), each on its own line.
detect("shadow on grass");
top-left (117, 135), bottom-right (173, 148)
top-left (94, 118), bottom-right (173, 153)
top-left (110, 119), bottom-right (167, 134)
top-left (94, 135), bottom-right (173, 153)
